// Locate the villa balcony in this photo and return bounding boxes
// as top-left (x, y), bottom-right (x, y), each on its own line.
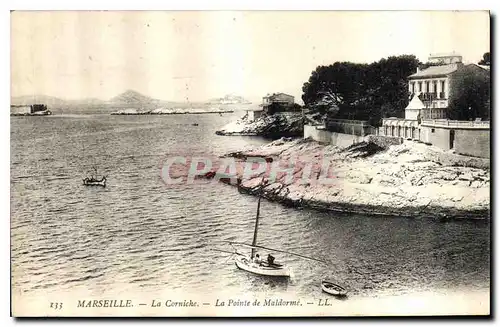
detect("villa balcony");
top-left (420, 92), bottom-right (438, 101)
top-left (420, 119), bottom-right (490, 129)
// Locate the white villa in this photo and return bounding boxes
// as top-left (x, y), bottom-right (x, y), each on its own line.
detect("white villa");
top-left (381, 53), bottom-right (489, 140)
top-left (406, 53), bottom-right (464, 120)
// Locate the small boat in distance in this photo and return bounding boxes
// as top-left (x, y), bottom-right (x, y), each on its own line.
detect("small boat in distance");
top-left (83, 167), bottom-right (107, 187)
top-left (321, 280), bottom-right (347, 297)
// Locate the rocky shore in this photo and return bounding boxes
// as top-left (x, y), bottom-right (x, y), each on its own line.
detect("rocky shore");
top-left (215, 112), bottom-right (304, 138)
top-left (210, 137), bottom-right (490, 219)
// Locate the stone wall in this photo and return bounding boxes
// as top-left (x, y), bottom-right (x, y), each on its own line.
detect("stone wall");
top-left (420, 125), bottom-right (452, 149)
top-left (306, 123), bottom-right (489, 159)
top-left (304, 125), bottom-right (331, 143)
top-left (366, 135), bottom-right (404, 148)
top-left (427, 126), bottom-right (452, 150)
top-left (420, 123), bottom-right (490, 158)
top-left (246, 110), bottom-right (263, 121)
top-left (331, 132), bottom-right (364, 148)
top-left (455, 129), bottom-right (490, 158)
top-left (325, 119), bottom-right (373, 136)
top-left (304, 124), bottom-right (364, 147)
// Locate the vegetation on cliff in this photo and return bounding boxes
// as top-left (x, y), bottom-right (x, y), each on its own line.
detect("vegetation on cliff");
top-left (216, 112), bottom-right (303, 138)
top-left (301, 55), bottom-right (419, 126)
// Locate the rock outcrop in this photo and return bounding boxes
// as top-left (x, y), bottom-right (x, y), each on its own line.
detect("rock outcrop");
top-left (216, 112), bottom-right (304, 138)
top-left (211, 138), bottom-right (490, 219)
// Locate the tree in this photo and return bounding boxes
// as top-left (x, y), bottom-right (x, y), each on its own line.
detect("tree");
top-left (302, 62), bottom-right (367, 108)
top-left (301, 55), bottom-right (419, 126)
top-left (478, 52), bottom-right (490, 66)
top-left (448, 67), bottom-right (490, 120)
top-left (364, 55), bottom-right (419, 123)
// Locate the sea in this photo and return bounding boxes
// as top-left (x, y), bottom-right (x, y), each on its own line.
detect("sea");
top-left (10, 112), bottom-right (490, 315)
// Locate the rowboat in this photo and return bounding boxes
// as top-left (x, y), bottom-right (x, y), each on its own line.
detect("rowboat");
top-left (83, 177), bottom-right (106, 187)
top-left (83, 167), bottom-right (107, 187)
top-left (321, 280), bottom-right (347, 296)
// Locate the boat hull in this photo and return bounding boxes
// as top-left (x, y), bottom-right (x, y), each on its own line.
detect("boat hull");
top-left (83, 180), bottom-right (106, 187)
top-left (235, 256), bottom-right (290, 277)
top-left (321, 281), bottom-right (347, 296)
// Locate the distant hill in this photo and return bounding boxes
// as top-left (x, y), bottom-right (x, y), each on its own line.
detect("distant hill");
top-left (207, 94), bottom-right (251, 105)
top-left (11, 90), bottom-right (162, 107)
top-left (108, 90), bottom-right (161, 105)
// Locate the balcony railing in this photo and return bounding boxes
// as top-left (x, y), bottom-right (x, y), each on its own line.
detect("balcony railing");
top-left (420, 92), bottom-right (438, 101)
top-left (421, 119), bottom-right (490, 129)
top-left (326, 118), bottom-right (369, 125)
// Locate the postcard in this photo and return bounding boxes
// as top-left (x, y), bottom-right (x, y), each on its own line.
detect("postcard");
top-left (10, 10), bottom-right (490, 317)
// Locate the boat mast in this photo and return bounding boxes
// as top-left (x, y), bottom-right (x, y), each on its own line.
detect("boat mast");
top-left (251, 187), bottom-right (262, 259)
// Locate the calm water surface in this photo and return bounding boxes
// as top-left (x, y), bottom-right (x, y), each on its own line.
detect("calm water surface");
top-left (11, 113), bottom-right (490, 301)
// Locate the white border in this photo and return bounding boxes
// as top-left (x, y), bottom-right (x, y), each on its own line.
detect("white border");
top-left (4, 0), bottom-right (500, 10)
top-left (2, 1), bottom-right (497, 327)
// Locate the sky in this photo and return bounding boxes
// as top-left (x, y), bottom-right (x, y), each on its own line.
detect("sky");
top-left (10, 11), bottom-right (490, 103)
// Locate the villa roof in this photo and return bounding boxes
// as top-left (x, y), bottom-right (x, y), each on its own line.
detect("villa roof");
top-left (264, 92), bottom-right (294, 98)
top-left (405, 93), bottom-right (426, 110)
top-left (408, 64), bottom-right (459, 79)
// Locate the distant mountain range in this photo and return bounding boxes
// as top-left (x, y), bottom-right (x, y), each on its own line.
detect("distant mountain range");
top-left (11, 90), bottom-right (157, 107)
top-left (11, 90), bottom-right (251, 110)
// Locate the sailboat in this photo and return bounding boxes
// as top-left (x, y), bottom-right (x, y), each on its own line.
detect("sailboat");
top-left (233, 185), bottom-right (291, 277)
top-left (229, 178), bottom-right (326, 278)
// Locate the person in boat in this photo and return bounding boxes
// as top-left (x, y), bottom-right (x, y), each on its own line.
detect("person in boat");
top-left (253, 254), bottom-right (261, 265)
top-left (267, 254), bottom-right (275, 266)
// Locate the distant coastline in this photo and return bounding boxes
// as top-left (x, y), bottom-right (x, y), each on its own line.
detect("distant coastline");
top-left (10, 104), bottom-right (52, 117)
top-left (10, 111), bottom-right (52, 117)
top-left (11, 90), bottom-right (251, 115)
top-left (110, 108), bottom-right (234, 115)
